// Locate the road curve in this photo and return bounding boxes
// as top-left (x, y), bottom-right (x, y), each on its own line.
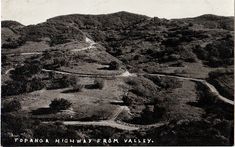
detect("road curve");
top-left (142, 73), bottom-right (234, 105)
top-left (203, 81), bottom-right (234, 105)
top-left (40, 68), bottom-right (234, 106)
top-left (42, 104), bottom-right (166, 131)
top-left (4, 68), bottom-right (15, 74)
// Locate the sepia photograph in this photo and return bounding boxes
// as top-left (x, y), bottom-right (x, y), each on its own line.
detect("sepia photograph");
top-left (1, 0), bottom-right (234, 146)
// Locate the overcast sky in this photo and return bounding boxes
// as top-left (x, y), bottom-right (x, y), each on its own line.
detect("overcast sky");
top-left (1, 0), bottom-right (234, 25)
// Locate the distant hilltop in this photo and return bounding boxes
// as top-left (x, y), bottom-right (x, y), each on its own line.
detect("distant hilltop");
top-left (2, 11), bottom-right (233, 54)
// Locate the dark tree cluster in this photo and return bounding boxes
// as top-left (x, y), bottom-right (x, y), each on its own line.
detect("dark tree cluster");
top-left (49, 98), bottom-right (72, 111)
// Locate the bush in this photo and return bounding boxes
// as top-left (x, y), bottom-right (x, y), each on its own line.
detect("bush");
top-left (1, 113), bottom-right (32, 135)
top-left (141, 105), bottom-right (154, 122)
top-left (153, 104), bottom-right (166, 118)
top-left (196, 82), bottom-right (217, 105)
top-left (10, 62), bottom-right (42, 81)
top-left (71, 84), bottom-right (84, 92)
top-left (93, 79), bottom-right (104, 89)
top-left (109, 61), bottom-right (120, 70)
top-left (47, 75), bottom-right (77, 90)
top-left (49, 98), bottom-right (72, 111)
top-left (4, 100), bottom-right (21, 112)
top-left (146, 76), bottom-right (182, 89)
top-left (122, 95), bottom-right (133, 106)
top-left (2, 81), bottom-right (26, 96)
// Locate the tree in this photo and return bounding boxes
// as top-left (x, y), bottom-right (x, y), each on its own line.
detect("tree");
top-left (4, 100), bottom-right (21, 112)
top-left (49, 98), bottom-right (72, 111)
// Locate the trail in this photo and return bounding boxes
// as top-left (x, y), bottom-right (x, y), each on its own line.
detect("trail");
top-left (143, 73), bottom-right (234, 105)
top-left (62, 120), bottom-right (139, 131)
top-left (60, 120), bottom-right (166, 131)
top-left (20, 52), bottom-right (42, 55)
top-left (109, 106), bottom-right (128, 120)
top-left (42, 105), bottom-right (140, 131)
top-left (3, 37), bottom-right (233, 129)
top-left (118, 70), bottom-right (137, 77)
top-left (40, 69), bottom-right (234, 105)
top-left (6, 65), bottom-right (233, 106)
top-left (4, 35), bottom-right (233, 131)
top-left (4, 68), bottom-right (15, 74)
top-left (203, 81), bottom-right (234, 105)
top-left (42, 69), bottom-right (72, 75)
top-left (43, 104), bottom-right (166, 131)
top-left (3, 37), bottom-right (96, 56)
top-left (40, 70), bottom-right (233, 131)
top-left (71, 37), bottom-right (96, 52)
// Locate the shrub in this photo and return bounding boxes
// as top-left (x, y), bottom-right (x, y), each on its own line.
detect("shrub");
top-left (109, 61), bottom-right (120, 70)
top-left (153, 104), bottom-right (166, 118)
top-left (71, 84), bottom-right (84, 92)
top-left (10, 62), bottom-right (42, 81)
top-left (133, 55), bottom-right (140, 60)
top-left (47, 75), bottom-right (77, 90)
top-left (49, 98), bottom-right (72, 111)
top-left (122, 95), bottom-right (133, 106)
top-left (125, 79), bottom-right (137, 86)
top-left (26, 77), bottom-right (45, 93)
top-left (2, 55), bottom-right (8, 66)
top-left (141, 105), bottom-right (154, 122)
top-left (4, 100), bottom-right (21, 112)
top-left (93, 79), bottom-right (104, 89)
top-left (146, 76), bottom-right (182, 89)
top-left (196, 82), bottom-right (217, 105)
top-left (1, 114), bottom-right (32, 135)
top-left (2, 81), bottom-right (26, 96)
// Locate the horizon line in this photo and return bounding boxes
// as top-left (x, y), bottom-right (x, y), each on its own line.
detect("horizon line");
top-left (1, 11), bottom-right (234, 26)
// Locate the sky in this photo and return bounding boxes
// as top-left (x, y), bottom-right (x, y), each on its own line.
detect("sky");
top-left (1, 0), bottom-right (234, 25)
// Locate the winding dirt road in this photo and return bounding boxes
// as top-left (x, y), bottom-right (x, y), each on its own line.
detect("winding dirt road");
top-left (7, 65), bottom-right (232, 106)
top-left (39, 68), bottom-right (234, 106)
top-left (3, 37), bottom-right (96, 57)
top-left (44, 105), bottom-right (166, 131)
top-left (144, 73), bottom-right (234, 105)
top-left (3, 36), bottom-right (233, 131)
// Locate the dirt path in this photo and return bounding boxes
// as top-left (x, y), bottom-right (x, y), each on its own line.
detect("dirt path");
top-left (4, 36), bottom-right (233, 131)
top-left (118, 70), bottom-right (137, 77)
top-left (42, 105), bottom-right (140, 131)
top-left (203, 81), bottom-right (234, 105)
top-left (109, 106), bottom-right (129, 120)
top-left (61, 120), bottom-right (167, 131)
top-left (43, 105), bottom-right (166, 131)
top-left (3, 37), bottom-right (96, 57)
top-left (42, 69), bottom-right (72, 75)
top-left (62, 120), bottom-right (139, 130)
top-left (143, 73), bottom-right (234, 105)
top-left (4, 67), bottom-right (15, 74)
top-left (40, 68), bottom-right (233, 105)
top-left (71, 37), bottom-right (96, 52)
top-left (7, 65), bottom-right (233, 106)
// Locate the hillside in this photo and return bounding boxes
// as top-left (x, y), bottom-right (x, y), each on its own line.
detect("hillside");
top-left (1, 12), bottom-right (234, 146)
